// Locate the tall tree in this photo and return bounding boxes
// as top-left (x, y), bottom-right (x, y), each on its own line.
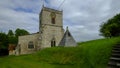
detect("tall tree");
top-left (100, 13), bottom-right (120, 38)
top-left (8, 36), bottom-right (17, 44)
top-left (15, 28), bottom-right (29, 38)
top-left (0, 32), bottom-right (8, 49)
top-left (8, 30), bottom-right (14, 37)
top-left (7, 30), bottom-right (17, 44)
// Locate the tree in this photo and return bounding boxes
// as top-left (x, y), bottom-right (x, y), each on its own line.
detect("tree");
top-left (8, 36), bottom-right (17, 44)
top-left (7, 30), bottom-right (17, 44)
top-left (7, 30), bottom-right (14, 37)
top-left (0, 29), bottom-right (29, 56)
top-left (15, 28), bottom-right (29, 38)
top-left (0, 32), bottom-right (8, 49)
top-left (0, 32), bottom-right (9, 56)
top-left (100, 13), bottom-right (120, 38)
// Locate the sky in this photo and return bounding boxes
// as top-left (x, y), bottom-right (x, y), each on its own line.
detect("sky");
top-left (0, 0), bottom-right (120, 42)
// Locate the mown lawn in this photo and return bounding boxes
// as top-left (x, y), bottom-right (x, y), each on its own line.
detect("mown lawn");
top-left (0, 37), bottom-right (120, 68)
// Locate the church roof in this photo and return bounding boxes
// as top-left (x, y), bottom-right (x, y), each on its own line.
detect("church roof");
top-left (59, 27), bottom-right (77, 47)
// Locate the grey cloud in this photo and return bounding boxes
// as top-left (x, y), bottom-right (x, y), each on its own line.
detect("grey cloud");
top-left (0, 0), bottom-right (120, 42)
top-left (59, 0), bottom-right (120, 41)
top-left (0, 1), bottom-right (39, 33)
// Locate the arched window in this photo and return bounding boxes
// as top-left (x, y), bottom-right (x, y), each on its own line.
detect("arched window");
top-left (28, 41), bottom-right (34, 49)
top-left (51, 40), bottom-right (56, 47)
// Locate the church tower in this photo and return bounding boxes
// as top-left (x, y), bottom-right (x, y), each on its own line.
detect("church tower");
top-left (39, 7), bottom-right (64, 48)
top-left (14, 6), bottom-right (76, 55)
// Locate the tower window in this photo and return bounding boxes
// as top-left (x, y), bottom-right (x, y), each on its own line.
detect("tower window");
top-left (52, 18), bottom-right (55, 24)
top-left (50, 12), bottom-right (56, 24)
top-left (28, 41), bottom-right (34, 49)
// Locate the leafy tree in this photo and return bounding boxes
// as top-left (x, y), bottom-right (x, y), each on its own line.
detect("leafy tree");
top-left (0, 32), bottom-right (8, 49)
top-left (8, 36), bottom-right (17, 44)
top-left (15, 28), bottom-right (29, 38)
top-left (7, 30), bottom-right (17, 44)
top-left (100, 13), bottom-right (120, 38)
top-left (0, 28), bottom-right (29, 49)
top-left (0, 28), bottom-right (29, 56)
top-left (7, 30), bottom-right (14, 37)
top-left (0, 32), bottom-right (9, 56)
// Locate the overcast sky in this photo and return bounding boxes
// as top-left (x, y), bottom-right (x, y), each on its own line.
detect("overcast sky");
top-left (0, 0), bottom-right (120, 42)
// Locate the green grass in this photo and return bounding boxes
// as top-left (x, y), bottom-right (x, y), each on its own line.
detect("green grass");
top-left (0, 37), bottom-right (120, 68)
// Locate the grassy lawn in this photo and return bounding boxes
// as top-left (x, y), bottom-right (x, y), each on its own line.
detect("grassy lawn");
top-left (0, 37), bottom-right (120, 68)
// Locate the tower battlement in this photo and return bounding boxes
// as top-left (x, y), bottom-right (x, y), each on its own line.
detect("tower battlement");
top-left (42, 7), bottom-right (62, 14)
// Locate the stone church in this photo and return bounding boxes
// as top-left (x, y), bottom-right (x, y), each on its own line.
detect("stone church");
top-left (14, 7), bottom-right (76, 55)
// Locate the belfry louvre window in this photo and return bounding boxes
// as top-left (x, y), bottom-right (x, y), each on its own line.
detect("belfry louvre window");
top-left (50, 12), bottom-right (56, 24)
top-left (28, 41), bottom-right (34, 49)
top-left (52, 18), bottom-right (55, 24)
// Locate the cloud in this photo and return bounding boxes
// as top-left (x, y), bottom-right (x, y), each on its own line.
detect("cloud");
top-left (0, 0), bottom-right (120, 42)
top-left (0, 0), bottom-right (42, 33)
top-left (60, 0), bottom-right (120, 41)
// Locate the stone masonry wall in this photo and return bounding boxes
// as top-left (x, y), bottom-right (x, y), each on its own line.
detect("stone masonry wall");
top-left (40, 7), bottom-right (64, 48)
top-left (18, 33), bottom-right (40, 54)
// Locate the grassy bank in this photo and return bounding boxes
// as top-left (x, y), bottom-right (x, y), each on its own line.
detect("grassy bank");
top-left (0, 37), bottom-right (120, 68)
